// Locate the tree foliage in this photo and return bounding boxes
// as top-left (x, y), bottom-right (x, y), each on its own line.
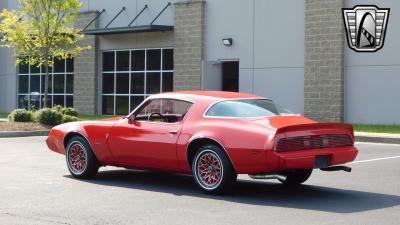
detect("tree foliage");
top-left (0, 0), bottom-right (90, 107)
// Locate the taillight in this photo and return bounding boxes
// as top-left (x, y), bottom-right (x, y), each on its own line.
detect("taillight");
top-left (275, 134), bottom-right (353, 152)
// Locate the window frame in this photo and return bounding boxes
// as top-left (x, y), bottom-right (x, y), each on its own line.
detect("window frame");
top-left (101, 48), bottom-right (174, 115)
top-left (16, 56), bottom-right (74, 110)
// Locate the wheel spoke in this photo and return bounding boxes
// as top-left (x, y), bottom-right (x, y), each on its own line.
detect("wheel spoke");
top-left (197, 152), bottom-right (222, 187)
top-left (68, 143), bottom-right (87, 173)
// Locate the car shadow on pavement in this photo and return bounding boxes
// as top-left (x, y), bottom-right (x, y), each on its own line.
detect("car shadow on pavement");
top-left (64, 169), bottom-right (400, 214)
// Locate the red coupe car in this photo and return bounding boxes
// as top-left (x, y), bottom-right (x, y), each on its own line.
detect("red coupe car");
top-left (46, 91), bottom-right (358, 193)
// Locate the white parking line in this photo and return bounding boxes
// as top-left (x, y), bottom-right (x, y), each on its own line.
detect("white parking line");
top-left (349, 156), bottom-right (400, 164)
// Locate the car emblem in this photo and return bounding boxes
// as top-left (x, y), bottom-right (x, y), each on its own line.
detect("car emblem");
top-left (322, 139), bottom-right (329, 146)
top-left (342, 5), bottom-right (390, 52)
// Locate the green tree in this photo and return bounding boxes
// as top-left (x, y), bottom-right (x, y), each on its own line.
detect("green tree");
top-left (0, 0), bottom-right (90, 108)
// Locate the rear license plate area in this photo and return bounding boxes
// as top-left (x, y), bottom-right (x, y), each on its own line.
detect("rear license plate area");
top-left (314, 155), bottom-right (330, 168)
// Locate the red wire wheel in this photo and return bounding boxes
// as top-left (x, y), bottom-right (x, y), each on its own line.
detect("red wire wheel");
top-left (65, 136), bottom-right (99, 179)
top-left (193, 148), bottom-right (226, 191)
top-left (67, 142), bottom-right (88, 174)
top-left (197, 152), bottom-right (223, 187)
top-left (192, 144), bottom-right (237, 194)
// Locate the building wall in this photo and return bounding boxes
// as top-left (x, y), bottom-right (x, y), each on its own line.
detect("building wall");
top-left (345, 0), bottom-right (400, 124)
top-left (73, 11), bottom-right (99, 114)
top-left (1, 0), bottom-right (400, 124)
top-left (304, 0), bottom-right (345, 122)
top-left (78, 0), bottom-right (176, 113)
top-left (203, 0), bottom-right (305, 114)
top-left (80, 0), bottom-right (174, 27)
top-left (97, 32), bottom-right (174, 112)
top-left (174, 0), bottom-right (205, 91)
top-left (0, 0), bottom-right (18, 113)
top-left (0, 48), bottom-right (17, 113)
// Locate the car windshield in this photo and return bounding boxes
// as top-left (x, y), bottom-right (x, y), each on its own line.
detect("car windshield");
top-left (205, 99), bottom-right (294, 118)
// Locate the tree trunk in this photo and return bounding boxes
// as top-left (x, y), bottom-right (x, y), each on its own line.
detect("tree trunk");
top-left (43, 53), bottom-right (49, 108)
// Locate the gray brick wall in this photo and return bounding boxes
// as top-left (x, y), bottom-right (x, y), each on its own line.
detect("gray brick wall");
top-left (173, 0), bottom-right (205, 91)
top-left (304, 0), bottom-right (345, 122)
top-left (73, 12), bottom-right (99, 114)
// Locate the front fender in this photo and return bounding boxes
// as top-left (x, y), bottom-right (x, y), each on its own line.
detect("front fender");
top-left (46, 121), bottom-right (117, 164)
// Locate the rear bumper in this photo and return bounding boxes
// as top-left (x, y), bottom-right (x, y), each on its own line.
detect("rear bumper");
top-left (277, 146), bottom-right (358, 170)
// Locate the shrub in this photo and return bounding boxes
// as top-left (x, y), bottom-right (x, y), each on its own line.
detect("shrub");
top-left (61, 107), bottom-right (78, 117)
top-left (37, 108), bottom-right (63, 125)
top-left (32, 111), bottom-right (39, 122)
top-left (62, 115), bottom-right (79, 123)
top-left (8, 109), bottom-right (33, 122)
top-left (52, 105), bottom-right (63, 113)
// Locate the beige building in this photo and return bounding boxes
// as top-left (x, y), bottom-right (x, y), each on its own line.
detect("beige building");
top-left (0, 0), bottom-right (399, 124)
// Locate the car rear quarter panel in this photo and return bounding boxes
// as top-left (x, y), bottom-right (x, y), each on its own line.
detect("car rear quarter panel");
top-left (179, 117), bottom-right (274, 174)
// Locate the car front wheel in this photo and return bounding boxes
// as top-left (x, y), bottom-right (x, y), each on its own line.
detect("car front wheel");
top-left (66, 136), bottom-right (99, 179)
top-left (278, 169), bottom-right (312, 185)
top-left (192, 144), bottom-right (236, 194)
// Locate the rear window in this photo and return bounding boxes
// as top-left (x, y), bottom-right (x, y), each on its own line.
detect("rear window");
top-left (205, 99), bottom-right (293, 118)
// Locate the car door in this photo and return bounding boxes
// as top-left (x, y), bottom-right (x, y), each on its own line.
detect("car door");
top-left (107, 98), bottom-right (192, 170)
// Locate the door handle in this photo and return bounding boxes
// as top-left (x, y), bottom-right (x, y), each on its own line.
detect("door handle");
top-left (169, 130), bottom-right (178, 135)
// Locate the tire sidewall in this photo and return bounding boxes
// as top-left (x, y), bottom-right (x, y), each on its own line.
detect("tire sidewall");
top-left (66, 136), bottom-right (99, 179)
top-left (278, 169), bottom-right (313, 185)
top-left (66, 140), bottom-right (88, 176)
top-left (193, 149), bottom-right (224, 191)
top-left (192, 145), bottom-right (234, 193)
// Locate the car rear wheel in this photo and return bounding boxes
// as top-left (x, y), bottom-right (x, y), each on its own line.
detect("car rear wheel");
top-left (278, 169), bottom-right (312, 185)
top-left (192, 144), bottom-right (236, 194)
top-left (66, 136), bottom-right (99, 179)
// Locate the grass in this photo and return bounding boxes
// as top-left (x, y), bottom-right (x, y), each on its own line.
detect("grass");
top-left (0, 112), bottom-right (9, 119)
top-left (78, 114), bottom-right (116, 120)
top-left (353, 124), bottom-right (400, 134)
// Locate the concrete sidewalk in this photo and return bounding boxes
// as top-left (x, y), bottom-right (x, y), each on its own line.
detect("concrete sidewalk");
top-left (355, 132), bottom-right (400, 144)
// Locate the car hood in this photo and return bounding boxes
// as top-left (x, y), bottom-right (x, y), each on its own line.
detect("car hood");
top-left (52, 117), bottom-right (121, 131)
top-left (99, 116), bottom-right (122, 122)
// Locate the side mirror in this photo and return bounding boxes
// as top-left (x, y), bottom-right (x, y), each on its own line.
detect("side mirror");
top-left (122, 115), bottom-right (135, 124)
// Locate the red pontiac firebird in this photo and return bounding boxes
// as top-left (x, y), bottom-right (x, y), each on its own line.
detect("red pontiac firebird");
top-left (46, 91), bottom-right (358, 193)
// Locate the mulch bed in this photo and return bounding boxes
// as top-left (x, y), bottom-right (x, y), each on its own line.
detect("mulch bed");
top-left (0, 121), bottom-right (51, 132)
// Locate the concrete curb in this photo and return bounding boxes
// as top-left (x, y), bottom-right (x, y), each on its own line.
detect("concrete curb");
top-left (355, 135), bottom-right (400, 144)
top-left (0, 130), bottom-right (49, 138)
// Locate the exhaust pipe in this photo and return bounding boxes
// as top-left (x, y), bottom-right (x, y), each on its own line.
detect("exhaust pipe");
top-left (249, 166), bottom-right (352, 180)
top-left (249, 174), bottom-right (286, 180)
top-left (320, 166), bottom-right (352, 172)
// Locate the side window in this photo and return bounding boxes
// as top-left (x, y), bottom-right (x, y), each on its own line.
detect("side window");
top-left (135, 99), bottom-right (192, 123)
top-left (138, 99), bottom-right (162, 116)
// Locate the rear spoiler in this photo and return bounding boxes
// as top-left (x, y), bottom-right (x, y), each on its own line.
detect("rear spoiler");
top-left (275, 123), bottom-right (354, 139)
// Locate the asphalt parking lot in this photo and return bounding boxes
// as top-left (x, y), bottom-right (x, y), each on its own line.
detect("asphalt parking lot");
top-left (0, 137), bottom-right (399, 225)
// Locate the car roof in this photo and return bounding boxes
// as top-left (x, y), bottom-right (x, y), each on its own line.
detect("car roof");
top-left (150, 91), bottom-right (266, 102)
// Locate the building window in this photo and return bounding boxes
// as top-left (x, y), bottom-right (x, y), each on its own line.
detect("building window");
top-left (101, 48), bottom-right (174, 115)
top-left (17, 56), bottom-right (74, 110)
